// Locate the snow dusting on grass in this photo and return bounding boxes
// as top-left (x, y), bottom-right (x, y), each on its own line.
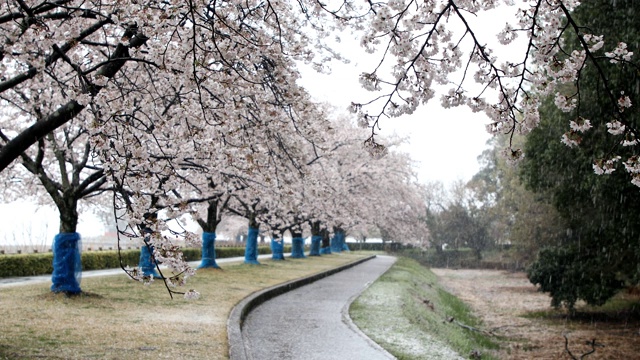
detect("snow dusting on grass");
top-left (350, 257), bottom-right (498, 359)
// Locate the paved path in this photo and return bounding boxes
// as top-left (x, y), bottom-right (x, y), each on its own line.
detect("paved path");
top-left (242, 255), bottom-right (396, 360)
top-left (0, 254), bottom-right (279, 288)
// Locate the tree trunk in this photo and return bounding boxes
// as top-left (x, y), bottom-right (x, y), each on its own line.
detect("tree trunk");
top-left (244, 215), bottom-right (260, 265)
top-left (290, 228), bottom-right (306, 259)
top-left (331, 227), bottom-right (345, 253)
top-left (320, 227), bottom-right (332, 254)
top-left (199, 232), bottom-right (221, 269)
top-left (139, 242), bottom-right (161, 278)
top-left (50, 232), bottom-right (82, 294)
top-left (308, 221), bottom-right (322, 256)
top-left (270, 236), bottom-right (285, 260)
top-left (58, 197), bottom-right (79, 233)
top-left (197, 201), bottom-right (221, 269)
top-left (51, 196), bottom-right (82, 294)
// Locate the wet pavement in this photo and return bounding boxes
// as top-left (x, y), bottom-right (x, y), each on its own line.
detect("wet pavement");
top-left (240, 255), bottom-right (397, 360)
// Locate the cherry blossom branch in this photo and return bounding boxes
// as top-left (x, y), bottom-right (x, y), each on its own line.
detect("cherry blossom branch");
top-left (0, 18), bottom-right (112, 94)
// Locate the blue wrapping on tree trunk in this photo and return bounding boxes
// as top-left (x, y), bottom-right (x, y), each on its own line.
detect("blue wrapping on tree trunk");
top-left (320, 246), bottom-right (332, 254)
top-left (244, 227), bottom-right (260, 265)
top-left (199, 232), bottom-right (221, 269)
top-left (290, 237), bottom-right (306, 258)
top-left (342, 240), bottom-right (351, 252)
top-left (309, 235), bottom-right (322, 256)
top-left (51, 232), bottom-right (82, 294)
top-left (330, 231), bottom-right (345, 253)
top-left (139, 244), bottom-right (161, 278)
top-left (271, 238), bottom-right (285, 260)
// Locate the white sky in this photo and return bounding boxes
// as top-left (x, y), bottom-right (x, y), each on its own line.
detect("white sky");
top-left (0, 202), bottom-right (104, 245)
top-left (298, 61), bottom-right (492, 185)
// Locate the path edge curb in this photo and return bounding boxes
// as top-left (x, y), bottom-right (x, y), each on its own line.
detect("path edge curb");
top-left (227, 254), bottom-right (377, 360)
top-left (340, 256), bottom-right (397, 359)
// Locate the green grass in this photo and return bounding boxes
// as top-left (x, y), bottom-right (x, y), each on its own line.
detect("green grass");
top-left (350, 257), bottom-right (499, 359)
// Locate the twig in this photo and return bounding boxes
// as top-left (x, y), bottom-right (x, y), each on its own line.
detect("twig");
top-left (447, 317), bottom-right (495, 336)
top-left (564, 334), bottom-right (605, 359)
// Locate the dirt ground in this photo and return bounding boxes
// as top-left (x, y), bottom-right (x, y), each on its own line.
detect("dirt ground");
top-left (432, 269), bottom-right (640, 359)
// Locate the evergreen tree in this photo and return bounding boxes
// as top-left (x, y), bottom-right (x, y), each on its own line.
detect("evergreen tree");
top-left (522, 0), bottom-right (640, 308)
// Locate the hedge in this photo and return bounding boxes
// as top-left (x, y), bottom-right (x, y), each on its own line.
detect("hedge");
top-left (0, 245), bottom-right (293, 278)
top-left (347, 242), bottom-right (402, 252)
top-left (397, 247), bottom-right (520, 269)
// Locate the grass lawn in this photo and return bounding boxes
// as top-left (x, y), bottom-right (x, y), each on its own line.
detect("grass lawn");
top-left (0, 252), bottom-right (371, 359)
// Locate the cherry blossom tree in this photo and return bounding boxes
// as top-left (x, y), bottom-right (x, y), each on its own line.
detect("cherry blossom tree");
top-left (1, 0), bottom-right (636, 197)
top-left (0, 118), bottom-right (111, 294)
top-left (300, 115), bottom-right (427, 248)
top-left (348, 147), bottom-right (428, 247)
top-left (0, 122), bottom-right (109, 233)
top-left (192, 194), bottom-right (232, 269)
top-left (6, 0), bottom-right (330, 293)
top-left (226, 197), bottom-right (267, 265)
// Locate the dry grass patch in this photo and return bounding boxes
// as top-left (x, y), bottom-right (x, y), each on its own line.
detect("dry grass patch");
top-left (433, 268), bottom-right (640, 359)
top-left (0, 253), bottom-right (370, 359)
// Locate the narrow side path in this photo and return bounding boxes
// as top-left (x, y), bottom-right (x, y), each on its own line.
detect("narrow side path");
top-left (0, 254), bottom-right (282, 288)
top-left (242, 255), bottom-right (396, 360)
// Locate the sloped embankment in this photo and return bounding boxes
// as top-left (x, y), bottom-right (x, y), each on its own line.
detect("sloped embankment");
top-left (350, 257), bottom-right (499, 359)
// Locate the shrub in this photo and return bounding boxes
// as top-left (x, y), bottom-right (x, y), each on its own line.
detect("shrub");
top-left (0, 253), bottom-right (54, 277)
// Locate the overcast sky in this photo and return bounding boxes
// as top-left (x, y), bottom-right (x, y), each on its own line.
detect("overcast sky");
top-left (297, 45), bottom-right (493, 186)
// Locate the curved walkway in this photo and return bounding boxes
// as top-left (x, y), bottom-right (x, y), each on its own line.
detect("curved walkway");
top-left (237, 255), bottom-right (397, 360)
